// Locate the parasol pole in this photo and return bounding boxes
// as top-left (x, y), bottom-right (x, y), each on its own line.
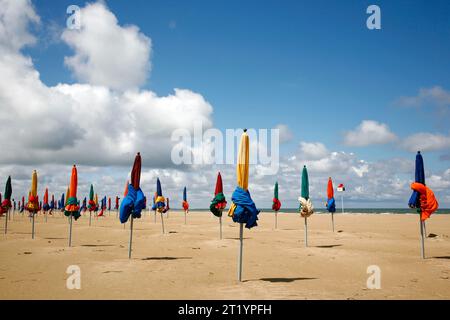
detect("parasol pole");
top-left (31, 213), bottom-right (35, 239)
top-left (304, 217), bottom-right (308, 247)
top-left (419, 214), bottom-right (425, 259)
top-left (423, 221), bottom-right (427, 238)
top-left (154, 209), bottom-right (156, 223)
top-left (4, 208), bottom-right (9, 234)
top-left (89, 212), bottom-right (92, 226)
top-left (219, 215), bottom-right (223, 240)
top-left (275, 211), bottom-right (278, 229)
top-left (238, 223), bottom-right (244, 282)
top-left (128, 216), bottom-right (134, 259)
top-left (184, 210), bottom-right (187, 225)
top-left (160, 211), bottom-right (165, 234)
top-left (68, 214), bottom-right (73, 247)
top-left (331, 212), bottom-right (335, 232)
top-left (341, 195), bottom-right (344, 214)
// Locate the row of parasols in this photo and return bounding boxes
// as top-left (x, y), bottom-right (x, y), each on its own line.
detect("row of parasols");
top-left (0, 131), bottom-right (440, 281)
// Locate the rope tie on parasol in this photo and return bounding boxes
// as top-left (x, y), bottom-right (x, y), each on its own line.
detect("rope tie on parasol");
top-left (298, 197), bottom-right (314, 218)
top-left (228, 187), bottom-right (259, 229)
top-left (182, 200), bottom-right (189, 212)
top-left (210, 192), bottom-right (227, 217)
top-left (155, 195), bottom-right (166, 212)
top-left (410, 182), bottom-right (439, 221)
top-left (272, 198), bottom-right (281, 211)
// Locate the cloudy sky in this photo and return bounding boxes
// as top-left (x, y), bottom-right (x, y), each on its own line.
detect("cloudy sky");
top-left (0, 0), bottom-right (449, 209)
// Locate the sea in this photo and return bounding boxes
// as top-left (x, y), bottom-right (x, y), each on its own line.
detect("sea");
top-left (174, 208), bottom-right (449, 215)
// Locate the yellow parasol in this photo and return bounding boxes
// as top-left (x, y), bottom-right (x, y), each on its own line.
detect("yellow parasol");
top-left (228, 129), bottom-right (249, 218)
top-left (227, 129), bottom-right (259, 282)
top-left (27, 170), bottom-right (38, 239)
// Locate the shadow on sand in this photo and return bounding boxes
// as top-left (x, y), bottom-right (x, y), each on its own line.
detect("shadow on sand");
top-left (315, 244), bottom-right (342, 249)
top-left (141, 257), bottom-right (192, 261)
top-left (81, 244), bottom-right (115, 247)
top-left (245, 277), bottom-right (317, 283)
top-left (433, 256), bottom-right (450, 260)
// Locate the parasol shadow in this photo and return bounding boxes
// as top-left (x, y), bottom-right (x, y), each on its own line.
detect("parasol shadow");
top-left (245, 277), bottom-right (317, 283)
top-left (141, 256), bottom-right (192, 261)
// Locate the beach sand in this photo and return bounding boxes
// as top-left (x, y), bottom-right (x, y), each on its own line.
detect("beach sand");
top-left (0, 210), bottom-right (449, 300)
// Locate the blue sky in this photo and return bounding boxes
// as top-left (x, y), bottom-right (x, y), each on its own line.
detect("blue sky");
top-left (30, 0), bottom-right (450, 161)
top-left (1, 0), bottom-right (449, 207)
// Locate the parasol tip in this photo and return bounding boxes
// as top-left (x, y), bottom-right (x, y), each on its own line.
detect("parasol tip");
top-left (243, 128), bottom-right (247, 132)
top-left (137, 152), bottom-right (140, 155)
top-left (417, 151), bottom-right (421, 154)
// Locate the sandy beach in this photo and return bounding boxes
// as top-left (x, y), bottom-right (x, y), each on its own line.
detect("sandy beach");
top-left (0, 211), bottom-right (449, 300)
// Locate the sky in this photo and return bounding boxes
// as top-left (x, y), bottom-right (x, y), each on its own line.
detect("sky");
top-left (0, 0), bottom-right (449, 209)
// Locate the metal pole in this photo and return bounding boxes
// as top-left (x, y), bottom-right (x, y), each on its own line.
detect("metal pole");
top-left (69, 215), bottom-right (73, 247)
top-left (331, 212), bottom-right (335, 232)
top-left (4, 209), bottom-right (9, 234)
top-left (423, 221), bottom-right (427, 238)
top-left (238, 223), bottom-right (244, 282)
top-left (32, 214), bottom-right (35, 239)
top-left (419, 216), bottom-right (425, 259)
top-left (161, 212), bottom-right (165, 234)
top-left (154, 210), bottom-right (156, 223)
top-left (304, 217), bottom-right (308, 247)
top-left (219, 216), bottom-right (223, 240)
top-left (184, 211), bottom-right (187, 225)
top-left (128, 216), bottom-right (134, 259)
top-left (89, 212), bottom-right (92, 226)
top-left (341, 195), bottom-right (344, 214)
top-left (275, 211), bottom-right (278, 229)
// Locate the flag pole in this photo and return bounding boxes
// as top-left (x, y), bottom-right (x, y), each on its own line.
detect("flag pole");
top-left (69, 214), bottom-right (73, 247)
top-left (128, 216), bottom-right (134, 259)
top-left (160, 212), bottom-right (165, 234)
top-left (238, 223), bottom-right (244, 282)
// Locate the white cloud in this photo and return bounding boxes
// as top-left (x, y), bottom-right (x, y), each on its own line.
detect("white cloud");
top-left (275, 124), bottom-right (293, 143)
top-left (397, 86), bottom-right (450, 108)
top-left (401, 132), bottom-right (450, 152)
top-left (0, 0), bottom-right (40, 52)
top-left (344, 120), bottom-right (398, 147)
top-left (298, 142), bottom-right (329, 160)
top-left (62, 2), bottom-right (151, 91)
top-left (0, 0), bottom-right (213, 167)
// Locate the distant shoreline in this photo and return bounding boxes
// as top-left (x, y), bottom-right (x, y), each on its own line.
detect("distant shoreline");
top-left (159, 208), bottom-right (450, 214)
